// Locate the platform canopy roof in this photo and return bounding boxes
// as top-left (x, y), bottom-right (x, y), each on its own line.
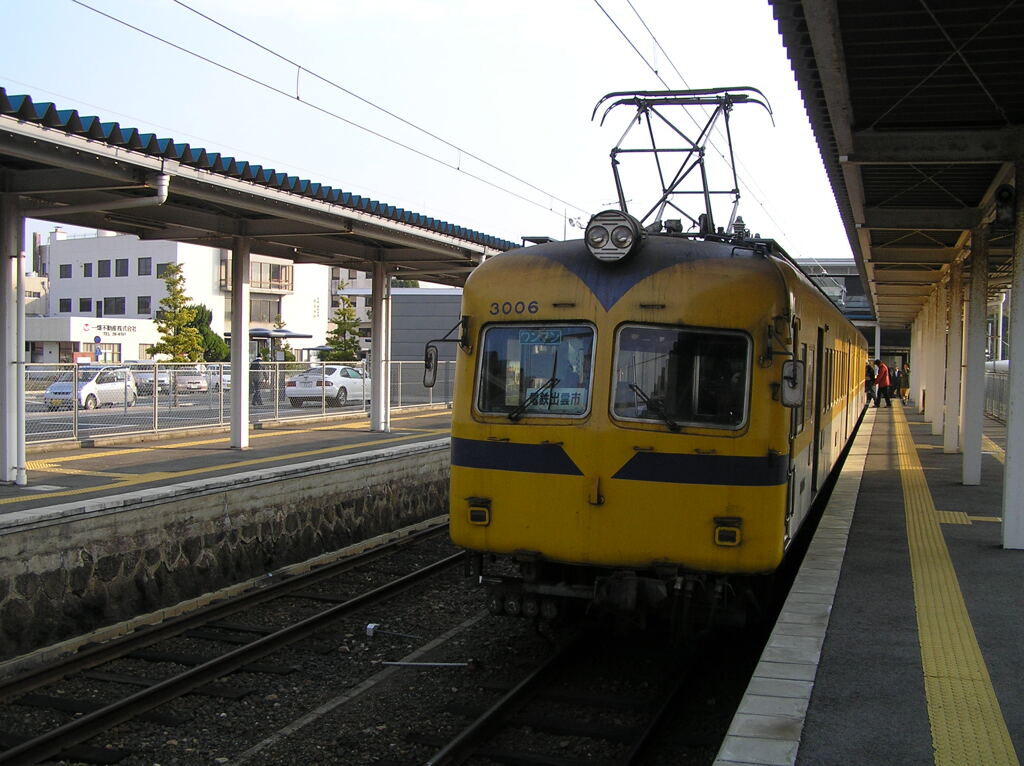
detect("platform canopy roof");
top-left (0, 87), bottom-right (518, 287)
top-left (769, 1), bottom-right (1024, 329)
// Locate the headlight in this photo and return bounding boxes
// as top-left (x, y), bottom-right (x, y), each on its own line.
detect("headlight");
top-left (584, 210), bottom-right (642, 262)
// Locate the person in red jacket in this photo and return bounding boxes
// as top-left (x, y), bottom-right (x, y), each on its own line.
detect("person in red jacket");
top-left (873, 359), bottom-right (891, 407)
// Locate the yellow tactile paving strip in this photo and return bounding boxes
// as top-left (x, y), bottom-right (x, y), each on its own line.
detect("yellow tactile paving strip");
top-left (4, 411), bottom-right (449, 506)
top-left (894, 405), bottom-right (1019, 766)
top-left (984, 434), bottom-right (1006, 464)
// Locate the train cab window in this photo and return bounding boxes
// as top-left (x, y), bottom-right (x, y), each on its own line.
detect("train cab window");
top-left (476, 324), bottom-right (594, 418)
top-left (612, 325), bottom-right (750, 429)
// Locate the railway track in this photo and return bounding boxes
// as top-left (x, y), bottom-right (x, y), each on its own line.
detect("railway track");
top-left (418, 631), bottom-right (701, 766)
top-left (0, 523), bottom-right (460, 765)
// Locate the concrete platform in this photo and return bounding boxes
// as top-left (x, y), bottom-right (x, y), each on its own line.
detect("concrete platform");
top-left (716, 403), bottom-right (1023, 766)
top-left (0, 409), bottom-right (453, 663)
top-left (0, 409), bottom-right (452, 515)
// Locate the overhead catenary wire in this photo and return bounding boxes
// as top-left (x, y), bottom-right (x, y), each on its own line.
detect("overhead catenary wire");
top-left (66, 0), bottom-right (590, 222)
top-left (168, 0), bottom-right (589, 217)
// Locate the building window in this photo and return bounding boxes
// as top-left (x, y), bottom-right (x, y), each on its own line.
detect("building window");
top-left (156, 262), bottom-right (172, 277)
top-left (103, 297), bottom-right (126, 315)
top-left (79, 298), bottom-right (93, 312)
top-left (115, 258), bottom-right (129, 277)
top-left (96, 343), bottom-right (122, 363)
top-left (59, 264), bottom-right (72, 279)
top-left (139, 343), bottom-right (155, 359)
top-left (348, 269), bottom-right (359, 279)
top-left (98, 260), bottom-right (111, 278)
top-left (83, 263), bottom-right (93, 277)
top-left (58, 298), bottom-right (72, 312)
top-left (138, 257), bottom-right (152, 276)
top-left (250, 295), bottom-right (282, 323)
top-left (137, 296), bottom-right (152, 315)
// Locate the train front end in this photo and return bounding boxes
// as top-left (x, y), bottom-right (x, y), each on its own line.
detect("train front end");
top-left (447, 213), bottom-right (801, 627)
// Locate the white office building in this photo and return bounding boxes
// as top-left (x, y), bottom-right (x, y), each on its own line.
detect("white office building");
top-left (28, 229), bottom-right (331, 363)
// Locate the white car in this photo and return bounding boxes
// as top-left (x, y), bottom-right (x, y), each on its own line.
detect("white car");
top-left (44, 366), bottom-right (138, 410)
top-left (285, 365), bottom-right (369, 407)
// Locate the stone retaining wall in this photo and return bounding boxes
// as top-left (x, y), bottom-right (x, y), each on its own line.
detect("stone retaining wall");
top-left (0, 440), bottom-right (450, 661)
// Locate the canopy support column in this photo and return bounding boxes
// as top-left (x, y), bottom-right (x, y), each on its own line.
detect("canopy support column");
top-left (230, 237), bottom-right (252, 450)
top-left (928, 282), bottom-right (947, 436)
top-left (1003, 162), bottom-right (1024, 549)
top-left (962, 225), bottom-right (988, 485)
top-left (370, 261), bottom-right (391, 433)
top-left (0, 196), bottom-right (25, 485)
top-left (943, 263), bottom-right (963, 453)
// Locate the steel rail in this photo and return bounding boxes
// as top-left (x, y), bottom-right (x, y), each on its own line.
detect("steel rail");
top-left (424, 632), bottom-right (700, 766)
top-left (0, 549), bottom-right (460, 766)
top-left (424, 635), bottom-right (582, 766)
top-left (0, 522), bottom-right (445, 702)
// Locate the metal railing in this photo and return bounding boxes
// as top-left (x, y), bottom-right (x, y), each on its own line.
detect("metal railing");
top-left (985, 371), bottom-right (1008, 423)
top-left (23, 360), bottom-right (454, 444)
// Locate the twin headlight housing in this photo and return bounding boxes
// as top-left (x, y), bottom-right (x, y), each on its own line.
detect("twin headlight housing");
top-left (585, 210), bottom-right (643, 262)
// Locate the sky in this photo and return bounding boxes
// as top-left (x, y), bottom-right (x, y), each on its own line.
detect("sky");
top-left (1, 0), bottom-right (853, 264)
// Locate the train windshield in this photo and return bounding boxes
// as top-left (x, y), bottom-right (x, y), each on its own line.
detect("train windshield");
top-left (612, 325), bottom-right (750, 429)
top-left (477, 325), bottom-right (594, 418)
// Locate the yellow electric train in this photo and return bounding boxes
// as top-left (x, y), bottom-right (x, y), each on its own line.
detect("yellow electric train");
top-left (426, 90), bottom-right (868, 630)
top-left (435, 213), bottom-right (865, 629)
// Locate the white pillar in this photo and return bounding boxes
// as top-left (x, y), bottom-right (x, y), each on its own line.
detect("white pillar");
top-left (230, 237), bottom-right (251, 449)
top-left (929, 283), bottom-right (947, 435)
top-left (943, 264), bottom-right (963, 452)
top-left (0, 196), bottom-right (20, 484)
top-left (370, 261), bottom-right (391, 433)
top-left (963, 225), bottom-right (988, 484)
top-left (996, 291), bottom-right (1005, 360)
top-left (874, 323), bottom-right (881, 361)
top-left (912, 303), bottom-right (926, 411)
top-left (1003, 163), bottom-right (1024, 549)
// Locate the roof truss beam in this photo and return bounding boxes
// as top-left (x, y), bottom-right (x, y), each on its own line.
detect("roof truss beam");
top-left (861, 207), bottom-right (981, 230)
top-left (846, 128), bottom-right (1023, 164)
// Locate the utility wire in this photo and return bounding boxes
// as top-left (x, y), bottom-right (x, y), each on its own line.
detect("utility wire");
top-left (67, 0), bottom-right (588, 220)
top-left (169, 0), bottom-right (588, 216)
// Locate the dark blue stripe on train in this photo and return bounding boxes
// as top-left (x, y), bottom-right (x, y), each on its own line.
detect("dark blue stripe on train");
top-left (451, 437), bottom-right (583, 475)
top-left (612, 452), bottom-right (789, 486)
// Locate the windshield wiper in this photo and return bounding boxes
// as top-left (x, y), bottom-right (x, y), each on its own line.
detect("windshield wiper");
top-left (628, 383), bottom-right (681, 432)
top-left (509, 376), bottom-right (560, 421)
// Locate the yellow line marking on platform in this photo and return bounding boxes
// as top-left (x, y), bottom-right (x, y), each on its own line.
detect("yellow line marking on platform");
top-left (895, 406), bottom-right (1020, 766)
top-left (1, 428), bottom-right (448, 506)
top-left (936, 511), bottom-right (971, 525)
top-left (970, 516), bottom-right (1003, 523)
top-left (983, 435), bottom-right (1005, 464)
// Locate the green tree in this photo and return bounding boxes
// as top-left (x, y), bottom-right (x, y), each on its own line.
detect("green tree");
top-left (321, 297), bottom-right (361, 361)
top-left (273, 314), bottom-right (296, 362)
top-left (391, 277), bottom-right (419, 288)
top-left (149, 263), bottom-right (203, 361)
top-left (189, 303), bottom-right (230, 362)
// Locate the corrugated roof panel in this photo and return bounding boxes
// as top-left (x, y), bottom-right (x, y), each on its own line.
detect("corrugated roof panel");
top-left (0, 87), bottom-right (518, 251)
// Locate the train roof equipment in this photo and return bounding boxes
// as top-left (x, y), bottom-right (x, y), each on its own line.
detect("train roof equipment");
top-left (591, 87), bottom-right (774, 240)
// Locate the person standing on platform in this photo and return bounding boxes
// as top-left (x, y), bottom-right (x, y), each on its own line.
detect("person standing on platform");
top-left (250, 356), bottom-right (264, 406)
top-left (900, 363), bottom-right (911, 403)
top-left (873, 359), bottom-right (891, 407)
top-left (865, 361), bottom-right (876, 401)
top-left (890, 365), bottom-right (902, 403)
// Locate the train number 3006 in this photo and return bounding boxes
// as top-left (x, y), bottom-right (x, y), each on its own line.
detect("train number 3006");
top-left (489, 300), bottom-right (539, 315)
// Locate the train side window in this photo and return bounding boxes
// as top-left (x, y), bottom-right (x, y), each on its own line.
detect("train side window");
top-left (476, 324), bottom-right (594, 418)
top-left (611, 324), bottom-right (751, 430)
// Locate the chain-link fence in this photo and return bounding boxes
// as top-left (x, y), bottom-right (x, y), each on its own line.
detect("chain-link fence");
top-left (24, 359), bottom-right (454, 444)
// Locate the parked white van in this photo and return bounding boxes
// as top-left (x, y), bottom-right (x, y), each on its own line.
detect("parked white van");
top-left (44, 366), bottom-right (138, 410)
